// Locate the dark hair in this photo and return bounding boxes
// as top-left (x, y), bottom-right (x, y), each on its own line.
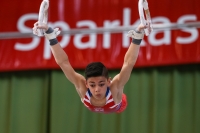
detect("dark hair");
top-left (85, 62), bottom-right (109, 80)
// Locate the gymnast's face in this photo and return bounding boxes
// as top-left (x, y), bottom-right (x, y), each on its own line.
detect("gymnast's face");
top-left (85, 76), bottom-right (111, 100)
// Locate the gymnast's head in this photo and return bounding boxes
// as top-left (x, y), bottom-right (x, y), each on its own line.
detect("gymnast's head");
top-left (85, 62), bottom-right (109, 80)
top-left (84, 62), bottom-right (111, 99)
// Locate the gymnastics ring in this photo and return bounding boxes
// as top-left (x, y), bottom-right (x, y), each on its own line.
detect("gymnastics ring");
top-left (37, 0), bottom-right (49, 36)
top-left (138, 0), bottom-right (153, 36)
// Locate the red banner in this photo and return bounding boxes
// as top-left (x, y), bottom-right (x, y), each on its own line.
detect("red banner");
top-left (0, 0), bottom-right (200, 71)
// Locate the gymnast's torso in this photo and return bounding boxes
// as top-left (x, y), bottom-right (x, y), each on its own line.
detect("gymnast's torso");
top-left (81, 88), bottom-right (122, 113)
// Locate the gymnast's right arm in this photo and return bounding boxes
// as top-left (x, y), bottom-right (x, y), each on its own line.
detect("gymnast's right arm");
top-left (50, 42), bottom-right (85, 87)
top-left (32, 22), bottom-right (85, 88)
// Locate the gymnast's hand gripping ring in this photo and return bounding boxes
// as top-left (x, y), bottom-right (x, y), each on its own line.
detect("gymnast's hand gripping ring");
top-left (138, 0), bottom-right (153, 36)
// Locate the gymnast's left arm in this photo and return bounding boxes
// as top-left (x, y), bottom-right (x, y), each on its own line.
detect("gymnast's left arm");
top-left (112, 24), bottom-right (146, 89)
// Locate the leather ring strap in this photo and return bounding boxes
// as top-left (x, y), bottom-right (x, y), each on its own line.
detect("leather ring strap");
top-left (138, 0), bottom-right (153, 36)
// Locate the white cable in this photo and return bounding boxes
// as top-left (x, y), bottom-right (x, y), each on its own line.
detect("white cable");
top-left (0, 22), bottom-right (200, 39)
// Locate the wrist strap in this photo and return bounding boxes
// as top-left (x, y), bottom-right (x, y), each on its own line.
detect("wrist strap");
top-left (44, 27), bottom-right (60, 45)
top-left (127, 29), bottom-right (144, 45)
top-left (44, 27), bottom-right (58, 40)
top-left (132, 38), bottom-right (142, 45)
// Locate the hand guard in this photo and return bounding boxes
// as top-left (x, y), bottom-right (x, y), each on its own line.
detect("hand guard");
top-left (127, 30), bottom-right (144, 45)
top-left (44, 28), bottom-right (61, 40)
top-left (44, 27), bottom-right (61, 45)
top-left (127, 30), bottom-right (144, 40)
